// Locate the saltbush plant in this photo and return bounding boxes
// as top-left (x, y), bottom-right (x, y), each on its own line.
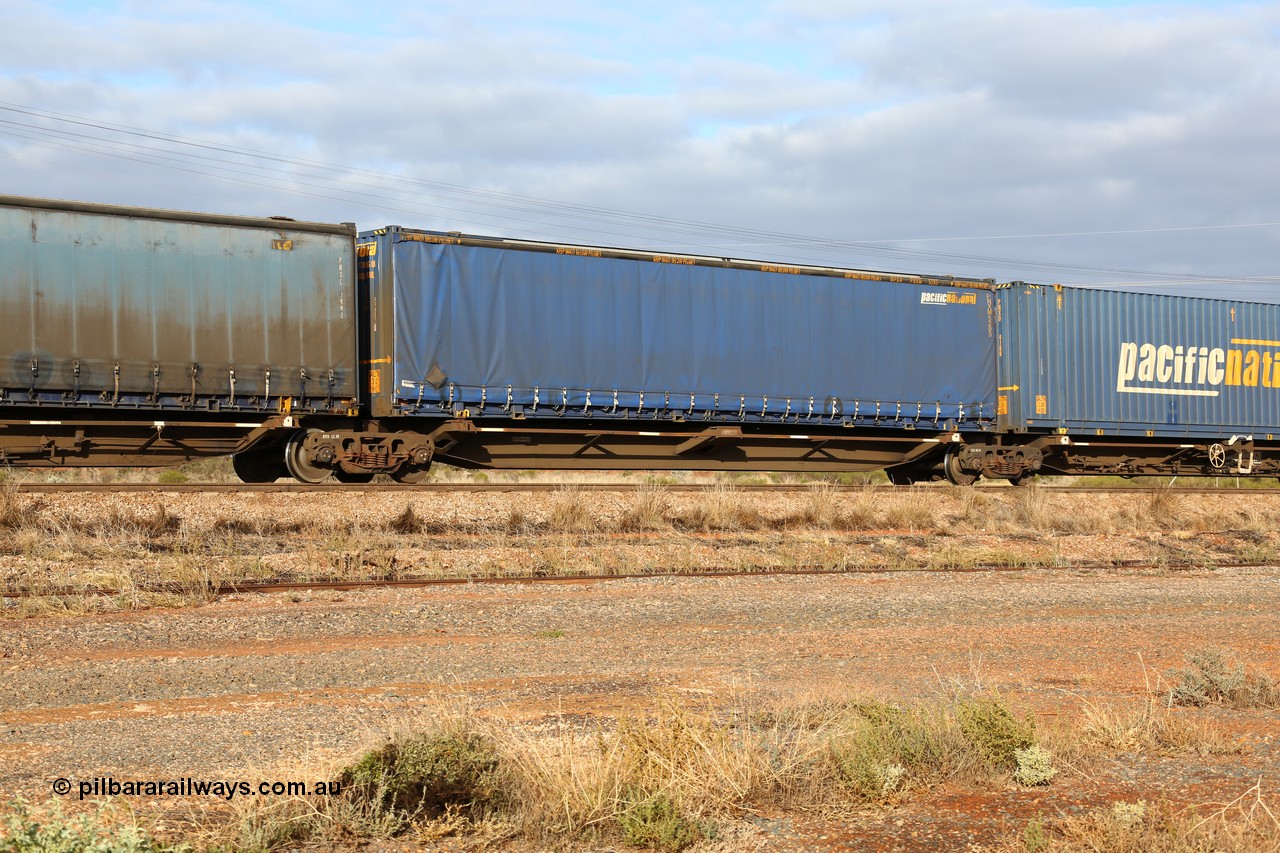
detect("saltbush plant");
top-left (0, 799), bottom-right (171, 853)
top-left (339, 726), bottom-right (502, 821)
top-left (1169, 648), bottom-right (1280, 709)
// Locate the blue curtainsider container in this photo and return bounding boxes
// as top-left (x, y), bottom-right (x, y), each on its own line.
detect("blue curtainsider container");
top-left (360, 228), bottom-right (999, 432)
top-left (0, 195), bottom-right (358, 413)
top-left (997, 283), bottom-right (1280, 439)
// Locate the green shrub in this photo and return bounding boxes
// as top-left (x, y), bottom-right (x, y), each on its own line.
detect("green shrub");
top-left (1, 799), bottom-right (171, 853)
top-left (339, 728), bottom-right (501, 820)
top-left (1169, 648), bottom-right (1280, 709)
top-left (828, 702), bottom-right (955, 803)
top-left (617, 790), bottom-right (712, 852)
top-left (1022, 816), bottom-right (1050, 853)
top-left (155, 470), bottom-right (189, 485)
top-left (957, 695), bottom-right (1036, 772)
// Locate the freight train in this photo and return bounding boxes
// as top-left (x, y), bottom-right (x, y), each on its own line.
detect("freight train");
top-left (2, 194), bottom-right (1277, 484)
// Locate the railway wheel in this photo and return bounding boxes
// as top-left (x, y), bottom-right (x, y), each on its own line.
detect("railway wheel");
top-left (232, 447), bottom-right (285, 483)
top-left (334, 470), bottom-right (375, 484)
top-left (943, 447), bottom-right (978, 486)
top-left (284, 429), bottom-right (332, 484)
top-left (1008, 472), bottom-right (1035, 487)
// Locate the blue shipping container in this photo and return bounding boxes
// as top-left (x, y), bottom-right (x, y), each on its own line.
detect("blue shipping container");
top-left (361, 229), bottom-right (999, 431)
top-left (998, 283), bottom-right (1280, 438)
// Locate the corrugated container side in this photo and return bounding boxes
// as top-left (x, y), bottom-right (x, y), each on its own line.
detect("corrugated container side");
top-left (365, 229), bottom-right (999, 430)
top-left (0, 197), bottom-right (358, 412)
top-left (998, 284), bottom-right (1280, 437)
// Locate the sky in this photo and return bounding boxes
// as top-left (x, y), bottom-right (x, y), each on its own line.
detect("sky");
top-left (1, 0), bottom-right (1279, 298)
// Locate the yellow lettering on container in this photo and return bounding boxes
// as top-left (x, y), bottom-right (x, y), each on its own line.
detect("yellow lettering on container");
top-left (1244, 350), bottom-right (1261, 386)
top-left (400, 233), bottom-right (461, 245)
top-left (1225, 349), bottom-right (1243, 385)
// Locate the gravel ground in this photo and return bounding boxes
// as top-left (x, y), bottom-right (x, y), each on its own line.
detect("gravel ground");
top-left (3, 557), bottom-right (1279, 850)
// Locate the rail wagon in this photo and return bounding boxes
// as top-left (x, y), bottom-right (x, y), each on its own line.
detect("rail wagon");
top-left (6, 194), bottom-right (1280, 484)
top-left (987, 282), bottom-right (1280, 478)
top-left (310, 226), bottom-right (999, 484)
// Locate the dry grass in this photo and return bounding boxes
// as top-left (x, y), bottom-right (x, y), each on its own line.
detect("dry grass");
top-left (179, 689), bottom-right (1061, 852)
top-left (1019, 782), bottom-right (1280, 852)
top-left (1, 683), bottom-right (1263, 852)
top-left (1078, 698), bottom-right (1237, 757)
top-left (615, 484), bottom-right (671, 532)
top-left (671, 485), bottom-right (764, 532)
top-left (8, 486), bottom-right (1280, 615)
top-left (548, 486), bottom-right (596, 533)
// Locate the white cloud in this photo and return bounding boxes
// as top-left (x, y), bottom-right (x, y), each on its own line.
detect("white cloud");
top-left (2, 0), bottom-right (1279, 295)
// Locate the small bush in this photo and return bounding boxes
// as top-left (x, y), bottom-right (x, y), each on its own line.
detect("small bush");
top-left (156, 470), bottom-right (189, 485)
top-left (830, 703), bottom-right (929, 801)
top-left (0, 798), bottom-right (170, 853)
top-left (339, 727), bottom-right (501, 820)
top-left (956, 695), bottom-right (1036, 772)
top-left (386, 503), bottom-right (424, 535)
top-left (1169, 648), bottom-right (1280, 709)
top-left (1145, 486), bottom-right (1183, 528)
top-left (1022, 816), bottom-right (1051, 853)
top-left (618, 790), bottom-right (712, 852)
top-left (1013, 744), bottom-right (1057, 786)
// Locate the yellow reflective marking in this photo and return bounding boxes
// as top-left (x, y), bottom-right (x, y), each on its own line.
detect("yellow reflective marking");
top-left (1230, 338), bottom-right (1280, 347)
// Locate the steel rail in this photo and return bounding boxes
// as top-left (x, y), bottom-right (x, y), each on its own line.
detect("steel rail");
top-left (6, 482), bottom-right (1278, 495)
top-left (3, 562), bottom-right (1269, 601)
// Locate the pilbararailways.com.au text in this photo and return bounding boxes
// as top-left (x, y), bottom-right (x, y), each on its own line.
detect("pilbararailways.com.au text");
top-left (52, 776), bottom-right (341, 801)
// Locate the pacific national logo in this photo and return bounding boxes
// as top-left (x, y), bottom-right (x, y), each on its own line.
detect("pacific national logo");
top-left (1116, 338), bottom-right (1280, 397)
top-left (920, 291), bottom-right (978, 306)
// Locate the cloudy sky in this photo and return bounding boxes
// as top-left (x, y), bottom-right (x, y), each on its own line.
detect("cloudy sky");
top-left (2, 0), bottom-right (1279, 297)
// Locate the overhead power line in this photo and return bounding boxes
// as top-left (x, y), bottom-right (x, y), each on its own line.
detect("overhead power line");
top-left (0, 101), bottom-right (1277, 287)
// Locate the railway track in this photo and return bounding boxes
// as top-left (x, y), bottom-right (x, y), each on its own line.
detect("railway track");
top-left (3, 561), bottom-right (1267, 601)
top-left (7, 481), bottom-right (1278, 494)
